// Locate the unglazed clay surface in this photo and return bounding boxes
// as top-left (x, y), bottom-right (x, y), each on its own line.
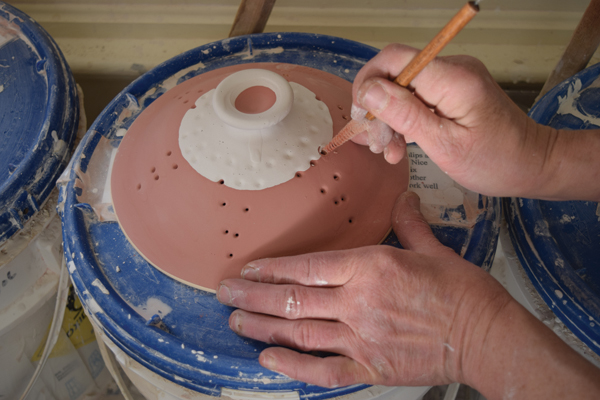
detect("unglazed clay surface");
top-left (179, 69), bottom-right (332, 190)
top-left (111, 63), bottom-right (409, 292)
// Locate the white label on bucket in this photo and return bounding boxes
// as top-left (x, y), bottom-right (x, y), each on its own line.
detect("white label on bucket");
top-left (407, 146), bottom-right (463, 207)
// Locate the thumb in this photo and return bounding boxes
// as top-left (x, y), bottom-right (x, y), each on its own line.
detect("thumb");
top-left (358, 78), bottom-right (443, 143)
top-left (392, 191), bottom-right (451, 256)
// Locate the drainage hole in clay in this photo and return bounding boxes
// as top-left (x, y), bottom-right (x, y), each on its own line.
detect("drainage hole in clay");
top-left (244, 207), bottom-right (250, 212)
top-left (166, 151), bottom-right (172, 156)
top-left (218, 179), bottom-right (225, 185)
top-left (154, 175), bottom-right (159, 181)
top-left (333, 174), bottom-right (340, 181)
top-left (224, 230), bottom-right (229, 234)
top-left (234, 233), bottom-right (239, 238)
top-left (296, 172), bottom-right (302, 178)
top-left (221, 202), bottom-right (227, 207)
top-left (228, 253), bottom-right (234, 258)
top-left (320, 188), bottom-right (326, 194)
top-left (341, 196), bottom-right (346, 201)
top-left (334, 200), bottom-right (339, 205)
top-left (349, 218), bottom-right (353, 224)
top-left (172, 164), bottom-right (179, 170)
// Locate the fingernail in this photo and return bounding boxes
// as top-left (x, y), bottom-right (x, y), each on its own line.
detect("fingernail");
top-left (229, 311), bottom-right (242, 333)
top-left (401, 191), bottom-right (420, 210)
top-left (350, 103), bottom-right (367, 120)
top-left (261, 354), bottom-right (277, 371)
top-left (241, 264), bottom-right (259, 281)
top-left (216, 283), bottom-right (232, 305)
top-left (359, 81), bottom-right (388, 113)
top-left (369, 142), bottom-right (383, 154)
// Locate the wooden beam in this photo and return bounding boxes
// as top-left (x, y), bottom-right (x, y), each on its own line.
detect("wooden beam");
top-left (537, 0), bottom-right (600, 100)
top-left (229, 0), bottom-right (276, 38)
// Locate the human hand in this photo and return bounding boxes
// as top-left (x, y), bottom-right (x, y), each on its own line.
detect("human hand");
top-left (350, 44), bottom-right (557, 198)
top-left (347, 103), bottom-right (407, 165)
top-left (216, 191), bottom-right (513, 388)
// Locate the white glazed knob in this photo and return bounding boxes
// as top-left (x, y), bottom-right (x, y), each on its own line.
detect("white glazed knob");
top-left (212, 69), bottom-right (294, 130)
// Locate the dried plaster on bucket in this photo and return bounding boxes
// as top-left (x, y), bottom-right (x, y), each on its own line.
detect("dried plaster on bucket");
top-left (498, 230), bottom-right (600, 368)
top-left (0, 6), bottom-right (43, 67)
top-left (179, 69), bottom-right (332, 190)
top-left (556, 76), bottom-right (600, 126)
top-left (506, 198), bottom-right (600, 357)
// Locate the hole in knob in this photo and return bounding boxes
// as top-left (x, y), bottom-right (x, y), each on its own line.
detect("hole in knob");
top-left (235, 86), bottom-right (277, 114)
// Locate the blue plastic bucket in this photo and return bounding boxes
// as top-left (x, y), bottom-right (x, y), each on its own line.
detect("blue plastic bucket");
top-left (59, 32), bottom-right (500, 399)
top-left (0, 2), bottom-right (79, 398)
top-left (0, 2), bottom-right (78, 244)
top-left (505, 62), bottom-right (600, 357)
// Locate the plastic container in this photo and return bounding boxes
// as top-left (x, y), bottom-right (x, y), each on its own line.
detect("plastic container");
top-left (59, 32), bottom-right (501, 400)
top-left (500, 61), bottom-right (600, 367)
top-left (0, 2), bottom-right (112, 399)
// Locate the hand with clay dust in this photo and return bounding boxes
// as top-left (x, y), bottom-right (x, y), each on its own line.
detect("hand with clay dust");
top-left (217, 192), bottom-right (600, 398)
top-left (348, 104), bottom-right (407, 165)
top-left (352, 44), bottom-right (600, 201)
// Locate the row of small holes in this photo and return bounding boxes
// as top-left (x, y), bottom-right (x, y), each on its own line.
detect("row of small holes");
top-left (136, 151), bottom-right (177, 190)
top-left (333, 196), bottom-right (347, 205)
top-left (220, 203), bottom-right (250, 213)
